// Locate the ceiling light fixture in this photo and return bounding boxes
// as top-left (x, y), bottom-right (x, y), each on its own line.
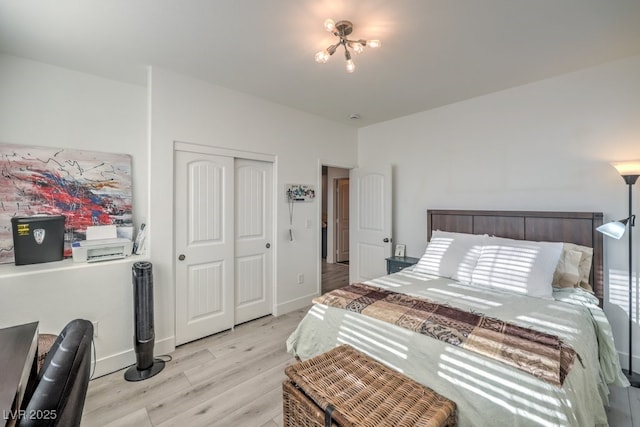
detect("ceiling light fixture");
top-left (314, 19), bottom-right (380, 73)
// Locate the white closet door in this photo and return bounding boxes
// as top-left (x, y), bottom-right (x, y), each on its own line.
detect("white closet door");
top-left (175, 150), bottom-right (234, 345)
top-left (349, 165), bottom-right (392, 284)
top-left (234, 159), bottom-right (273, 324)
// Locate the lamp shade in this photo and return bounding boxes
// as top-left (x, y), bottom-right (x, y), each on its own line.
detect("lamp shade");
top-left (596, 218), bottom-right (631, 239)
top-left (612, 160), bottom-right (640, 176)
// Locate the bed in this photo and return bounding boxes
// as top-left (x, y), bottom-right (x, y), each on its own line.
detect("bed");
top-left (287, 209), bottom-right (629, 427)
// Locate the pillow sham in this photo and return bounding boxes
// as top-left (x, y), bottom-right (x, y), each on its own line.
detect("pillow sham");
top-left (470, 236), bottom-right (563, 298)
top-left (552, 248), bottom-right (583, 288)
top-left (566, 242), bottom-right (594, 292)
top-left (551, 242), bottom-right (595, 291)
top-left (413, 230), bottom-right (485, 282)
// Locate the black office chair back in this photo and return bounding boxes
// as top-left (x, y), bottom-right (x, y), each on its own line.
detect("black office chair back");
top-left (18, 319), bottom-right (93, 427)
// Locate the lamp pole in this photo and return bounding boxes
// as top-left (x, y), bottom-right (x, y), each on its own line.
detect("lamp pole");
top-left (601, 161), bottom-right (640, 386)
top-left (623, 173), bottom-right (639, 386)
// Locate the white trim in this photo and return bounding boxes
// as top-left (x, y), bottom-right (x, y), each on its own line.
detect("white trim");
top-left (0, 255), bottom-right (149, 278)
top-left (174, 141), bottom-right (275, 162)
top-left (274, 293), bottom-right (317, 316)
top-left (317, 160), bottom-right (355, 296)
top-left (618, 350), bottom-right (640, 372)
top-left (271, 156), bottom-right (280, 321)
top-left (92, 336), bottom-right (174, 378)
top-left (318, 158), bottom-right (357, 171)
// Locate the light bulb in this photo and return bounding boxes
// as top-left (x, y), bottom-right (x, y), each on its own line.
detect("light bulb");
top-left (366, 39), bottom-right (381, 48)
top-left (351, 43), bottom-right (364, 54)
top-left (346, 59), bottom-right (355, 73)
top-left (315, 50), bottom-right (330, 63)
top-left (324, 18), bottom-right (335, 32)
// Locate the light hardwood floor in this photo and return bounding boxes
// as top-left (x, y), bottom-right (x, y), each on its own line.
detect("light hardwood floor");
top-left (321, 260), bottom-right (349, 293)
top-left (82, 308), bottom-right (308, 426)
top-left (606, 383), bottom-right (640, 427)
top-left (83, 261), bottom-right (640, 426)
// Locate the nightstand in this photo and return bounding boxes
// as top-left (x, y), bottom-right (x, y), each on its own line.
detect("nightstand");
top-left (385, 256), bottom-right (420, 274)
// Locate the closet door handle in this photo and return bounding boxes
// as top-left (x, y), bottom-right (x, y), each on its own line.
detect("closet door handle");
top-left (266, 243), bottom-right (271, 249)
top-left (178, 254), bottom-right (186, 261)
top-left (383, 238), bottom-right (390, 243)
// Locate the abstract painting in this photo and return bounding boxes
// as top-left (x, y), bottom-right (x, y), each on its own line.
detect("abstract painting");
top-left (0, 143), bottom-right (133, 263)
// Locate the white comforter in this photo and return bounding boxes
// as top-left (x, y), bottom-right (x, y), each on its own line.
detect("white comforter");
top-left (286, 269), bottom-right (628, 427)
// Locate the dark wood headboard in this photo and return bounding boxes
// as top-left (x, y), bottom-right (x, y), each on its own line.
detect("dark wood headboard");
top-left (427, 209), bottom-right (604, 306)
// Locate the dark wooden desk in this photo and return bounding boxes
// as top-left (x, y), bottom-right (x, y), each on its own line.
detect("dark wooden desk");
top-left (0, 322), bottom-right (38, 427)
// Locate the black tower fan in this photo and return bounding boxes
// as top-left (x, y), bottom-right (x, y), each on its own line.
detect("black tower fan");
top-left (124, 261), bottom-right (165, 381)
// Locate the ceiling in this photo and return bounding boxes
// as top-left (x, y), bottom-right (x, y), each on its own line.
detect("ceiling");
top-left (1, 1), bottom-right (640, 127)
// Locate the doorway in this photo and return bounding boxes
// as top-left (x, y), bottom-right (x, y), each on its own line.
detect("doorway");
top-left (321, 166), bottom-right (350, 293)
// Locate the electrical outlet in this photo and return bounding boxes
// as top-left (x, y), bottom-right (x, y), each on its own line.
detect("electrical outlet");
top-left (297, 273), bottom-right (304, 284)
top-left (92, 321), bottom-right (99, 337)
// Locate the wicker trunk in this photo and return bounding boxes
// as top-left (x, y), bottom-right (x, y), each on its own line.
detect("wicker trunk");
top-left (283, 345), bottom-right (456, 427)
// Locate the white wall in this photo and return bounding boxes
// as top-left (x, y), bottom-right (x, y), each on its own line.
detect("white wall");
top-left (357, 55), bottom-right (640, 369)
top-left (4, 48), bottom-right (637, 376)
top-left (0, 54), bottom-right (148, 376)
top-left (0, 55), bottom-right (357, 377)
top-left (148, 67), bottom-right (357, 348)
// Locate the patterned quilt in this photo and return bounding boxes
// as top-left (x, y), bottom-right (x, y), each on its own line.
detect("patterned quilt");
top-left (313, 282), bottom-right (577, 387)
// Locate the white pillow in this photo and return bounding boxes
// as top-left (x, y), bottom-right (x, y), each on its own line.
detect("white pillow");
top-left (413, 231), bottom-right (486, 282)
top-left (471, 236), bottom-right (563, 298)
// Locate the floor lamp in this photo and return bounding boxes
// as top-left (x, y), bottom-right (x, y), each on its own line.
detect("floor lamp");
top-left (597, 160), bottom-right (640, 387)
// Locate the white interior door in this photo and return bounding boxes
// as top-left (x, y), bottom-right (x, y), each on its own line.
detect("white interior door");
top-left (234, 159), bottom-right (273, 324)
top-left (175, 150), bottom-right (234, 345)
top-left (335, 178), bottom-right (350, 263)
top-left (349, 166), bottom-right (392, 283)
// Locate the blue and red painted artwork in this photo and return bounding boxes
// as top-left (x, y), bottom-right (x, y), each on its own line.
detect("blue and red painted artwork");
top-left (0, 143), bottom-right (133, 263)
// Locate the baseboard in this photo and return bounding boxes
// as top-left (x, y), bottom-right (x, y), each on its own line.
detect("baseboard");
top-left (91, 335), bottom-right (175, 378)
top-left (274, 292), bottom-right (318, 316)
top-left (618, 350), bottom-right (640, 373)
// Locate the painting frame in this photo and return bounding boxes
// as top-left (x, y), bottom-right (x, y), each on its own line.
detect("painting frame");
top-left (0, 142), bottom-right (133, 263)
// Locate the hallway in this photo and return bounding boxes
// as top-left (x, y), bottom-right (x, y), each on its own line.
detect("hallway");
top-left (321, 260), bottom-right (349, 293)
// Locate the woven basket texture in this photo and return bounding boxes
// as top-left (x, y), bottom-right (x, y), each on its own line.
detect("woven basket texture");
top-left (284, 345), bottom-right (456, 427)
top-left (283, 380), bottom-right (339, 427)
top-left (37, 333), bottom-right (58, 372)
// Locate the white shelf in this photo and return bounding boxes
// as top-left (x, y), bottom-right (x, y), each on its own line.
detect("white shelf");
top-left (0, 255), bottom-right (149, 278)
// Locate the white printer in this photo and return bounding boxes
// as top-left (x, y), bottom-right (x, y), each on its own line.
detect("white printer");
top-left (71, 225), bottom-right (133, 262)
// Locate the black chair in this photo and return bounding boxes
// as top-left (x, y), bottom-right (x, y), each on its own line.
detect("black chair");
top-left (18, 319), bottom-right (93, 427)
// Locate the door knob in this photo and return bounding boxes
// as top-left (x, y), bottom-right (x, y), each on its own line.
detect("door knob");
top-left (266, 243), bottom-right (271, 249)
top-left (178, 254), bottom-right (186, 261)
top-left (383, 238), bottom-right (389, 243)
